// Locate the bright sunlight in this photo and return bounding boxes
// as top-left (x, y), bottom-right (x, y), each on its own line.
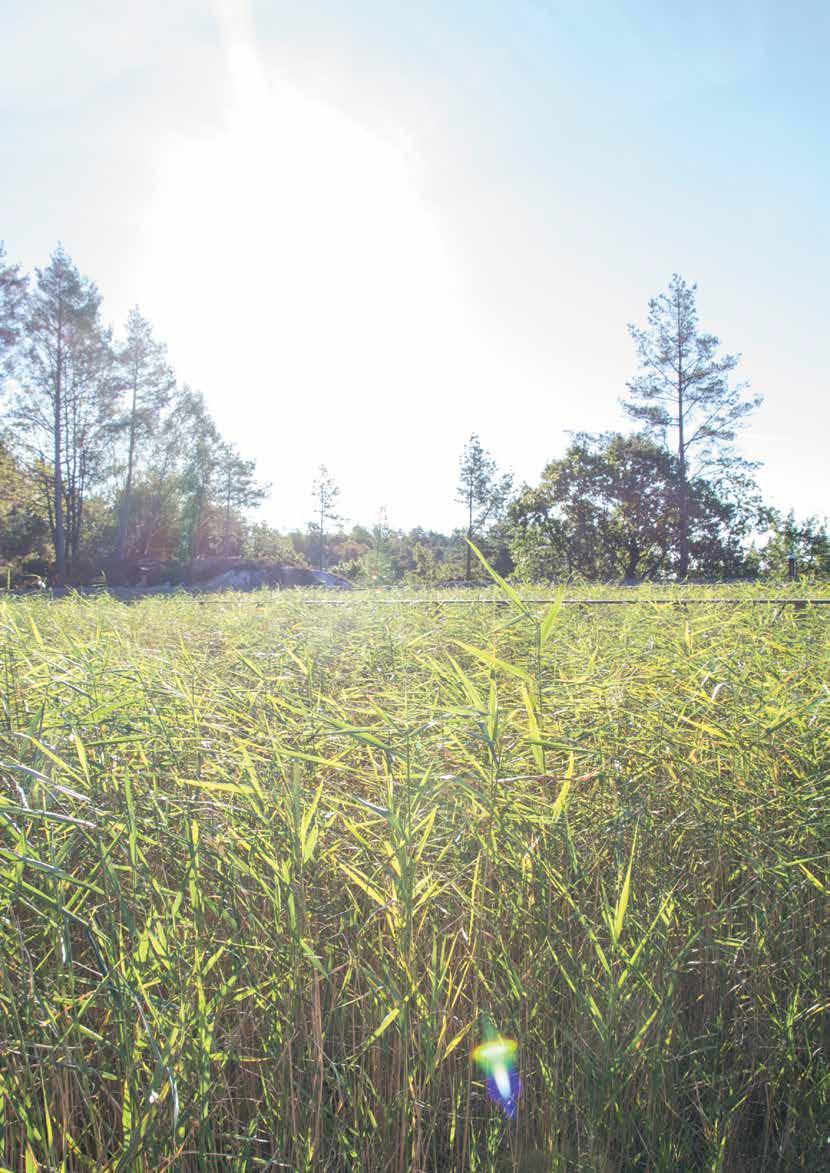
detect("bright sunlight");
top-left (137, 0), bottom-right (468, 521)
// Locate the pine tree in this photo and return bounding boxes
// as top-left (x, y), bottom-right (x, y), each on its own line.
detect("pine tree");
top-left (310, 466), bottom-right (341, 571)
top-left (217, 443), bottom-right (269, 555)
top-left (456, 434), bottom-right (512, 579)
top-left (623, 275), bottom-right (760, 577)
top-left (115, 307), bottom-right (175, 558)
top-left (0, 241), bottom-right (27, 378)
top-left (10, 246), bottom-right (116, 577)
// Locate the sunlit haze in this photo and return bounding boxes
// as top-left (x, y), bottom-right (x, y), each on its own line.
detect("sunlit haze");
top-left (2, 0), bottom-right (827, 531)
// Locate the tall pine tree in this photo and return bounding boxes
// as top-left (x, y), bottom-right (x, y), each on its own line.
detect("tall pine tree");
top-left (0, 241), bottom-right (27, 378)
top-left (456, 434), bottom-right (512, 579)
top-left (10, 246), bottom-right (116, 576)
top-left (623, 275), bottom-right (760, 577)
top-left (115, 307), bottom-right (175, 558)
top-left (217, 443), bottom-right (269, 555)
top-left (310, 466), bottom-right (341, 571)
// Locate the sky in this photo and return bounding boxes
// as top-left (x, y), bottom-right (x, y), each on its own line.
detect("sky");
top-left (1, 0), bottom-right (827, 533)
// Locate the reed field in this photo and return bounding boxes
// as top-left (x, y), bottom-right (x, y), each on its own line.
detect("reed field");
top-left (0, 580), bottom-right (828, 1171)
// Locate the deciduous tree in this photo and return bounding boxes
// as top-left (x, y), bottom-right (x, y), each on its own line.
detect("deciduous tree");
top-left (170, 387), bottom-right (224, 559)
top-left (510, 433), bottom-right (752, 581)
top-left (757, 510), bottom-right (830, 578)
top-left (0, 440), bottom-right (48, 565)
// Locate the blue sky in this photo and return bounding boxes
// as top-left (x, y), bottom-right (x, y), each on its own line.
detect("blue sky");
top-left (1, 0), bottom-right (827, 531)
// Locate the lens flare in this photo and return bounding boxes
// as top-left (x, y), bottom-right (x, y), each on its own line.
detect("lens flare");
top-left (472, 1034), bottom-right (521, 1118)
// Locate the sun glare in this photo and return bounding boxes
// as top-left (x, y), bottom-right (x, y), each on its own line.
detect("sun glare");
top-left (136, 1), bottom-right (467, 524)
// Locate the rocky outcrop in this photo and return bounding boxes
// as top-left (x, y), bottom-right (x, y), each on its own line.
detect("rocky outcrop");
top-left (191, 566), bottom-right (351, 592)
top-left (7, 560), bottom-right (352, 598)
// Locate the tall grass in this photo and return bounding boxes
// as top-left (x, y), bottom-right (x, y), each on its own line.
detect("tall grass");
top-left (0, 583), bottom-right (827, 1170)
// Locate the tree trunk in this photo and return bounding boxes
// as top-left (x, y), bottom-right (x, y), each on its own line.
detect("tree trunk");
top-left (678, 472), bottom-right (689, 576)
top-left (222, 473), bottom-right (232, 556)
top-left (624, 535), bottom-right (640, 582)
top-left (677, 311), bottom-right (689, 578)
top-left (116, 383), bottom-right (138, 560)
top-left (319, 505), bottom-right (325, 571)
top-left (73, 476), bottom-right (84, 565)
top-left (465, 491), bottom-right (473, 580)
top-left (53, 327), bottom-right (66, 579)
top-left (189, 490), bottom-right (203, 561)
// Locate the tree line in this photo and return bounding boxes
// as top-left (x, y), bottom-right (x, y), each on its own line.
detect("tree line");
top-left (1, 242), bottom-right (827, 584)
top-left (0, 243), bottom-right (276, 580)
